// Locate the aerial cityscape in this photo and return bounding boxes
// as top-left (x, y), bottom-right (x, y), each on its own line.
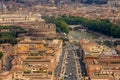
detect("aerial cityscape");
top-left (0, 0), bottom-right (120, 80)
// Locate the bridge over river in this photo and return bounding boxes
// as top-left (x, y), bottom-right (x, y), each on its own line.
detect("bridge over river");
top-left (68, 30), bottom-right (120, 47)
top-left (69, 25), bottom-right (120, 41)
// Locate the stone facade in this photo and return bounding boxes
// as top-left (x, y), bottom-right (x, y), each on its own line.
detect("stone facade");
top-left (0, 13), bottom-right (56, 39)
top-left (29, 23), bottom-right (56, 39)
top-left (0, 44), bottom-right (14, 70)
top-left (0, 60), bottom-right (2, 71)
top-left (0, 13), bottom-right (44, 26)
top-left (9, 39), bottom-right (62, 80)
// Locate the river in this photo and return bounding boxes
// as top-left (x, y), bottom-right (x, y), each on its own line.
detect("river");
top-left (69, 30), bottom-right (100, 40)
top-left (69, 30), bottom-right (115, 48)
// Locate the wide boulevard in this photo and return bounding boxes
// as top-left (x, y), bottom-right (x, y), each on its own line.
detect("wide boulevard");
top-left (56, 41), bottom-right (83, 80)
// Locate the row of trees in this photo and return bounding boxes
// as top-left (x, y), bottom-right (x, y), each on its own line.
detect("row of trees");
top-left (58, 15), bottom-right (120, 38)
top-left (42, 16), bottom-right (70, 34)
top-left (0, 26), bottom-right (26, 44)
top-left (55, 20), bottom-right (70, 34)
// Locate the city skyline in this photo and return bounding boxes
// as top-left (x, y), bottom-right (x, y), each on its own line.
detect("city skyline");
top-left (0, 0), bottom-right (120, 80)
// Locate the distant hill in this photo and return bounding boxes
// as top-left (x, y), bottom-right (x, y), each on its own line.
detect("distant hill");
top-left (81, 0), bottom-right (108, 4)
top-left (3, 0), bottom-right (108, 5)
top-left (4, 0), bottom-right (49, 4)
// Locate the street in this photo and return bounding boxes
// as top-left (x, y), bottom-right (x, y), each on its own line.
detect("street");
top-left (61, 42), bottom-right (83, 80)
top-left (54, 41), bottom-right (83, 80)
top-left (64, 44), bottom-right (77, 80)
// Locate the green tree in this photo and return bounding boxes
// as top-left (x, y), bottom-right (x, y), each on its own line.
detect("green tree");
top-left (0, 26), bottom-right (26, 44)
top-left (0, 52), bottom-right (3, 59)
top-left (55, 20), bottom-right (69, 34)
top-left (43, 15), bottom-right (120, 38)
